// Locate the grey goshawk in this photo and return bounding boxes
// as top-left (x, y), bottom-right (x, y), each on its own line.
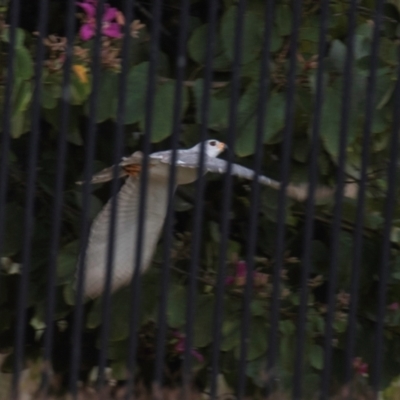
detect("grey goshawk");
top-left (77, 139), bottom-right (336, 298)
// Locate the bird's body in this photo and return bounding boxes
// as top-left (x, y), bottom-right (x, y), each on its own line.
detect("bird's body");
top-left (77, 139), bottom-right (344, 299)
top-left (84, 170), bottom-right (198, 299)
top-left (80, 141), bottom-right (226, 298)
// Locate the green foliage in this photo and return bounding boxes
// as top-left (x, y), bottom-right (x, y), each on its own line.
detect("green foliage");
top-left (1, 0), bottom-right (400, 397)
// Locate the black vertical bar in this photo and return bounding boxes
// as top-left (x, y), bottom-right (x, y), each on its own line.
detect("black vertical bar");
top-left (69, 0), bottom-right (105, 397)
top-left (266, 0), bottom-right (302, 376)
top-left (235, 0), bottom-right (274, 398)
top-left (208, 0), bottom-right (247, 397)
top-left (292, 0), bottom-right (328, 398)
top-left (12, 0), bottom-right (49, 397)
top-left (319, 1), bottom-right (358, 398)
top-left (125, 0), bottom-right (164, 397)
top-left (42, 0), bottom-right (76, 393)
top-left (184, 0), bottom-right (246, 395)
top-left (152, 0), bottom-right (189, 392)
top-left (97, 0), bottom-right (135, 392)
top-left (0, 0), bottom-right (20, 268)
top-left (344, 0), bottom-right (384, 384)
top-left (371, 45), bottom-right (400, 396)
top-left (180, 5), bottom-right (219, 400)
top-left (201, 0), bottom-right (223, 391)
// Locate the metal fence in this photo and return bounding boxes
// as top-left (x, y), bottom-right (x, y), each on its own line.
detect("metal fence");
top-left (0, 0), bottom-right (399, 399)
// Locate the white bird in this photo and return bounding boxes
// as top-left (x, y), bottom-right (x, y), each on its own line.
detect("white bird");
top-left (76, 140), bottom-right (348, 298)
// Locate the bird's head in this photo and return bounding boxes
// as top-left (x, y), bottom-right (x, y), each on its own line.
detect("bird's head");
top-left (191, 140), bottom-right (227, 158)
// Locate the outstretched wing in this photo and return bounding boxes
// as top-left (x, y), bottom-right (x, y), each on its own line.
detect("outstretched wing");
top-left (80, 175), bottom-right (170, 298)
top-left (76, 151), bottom-right (156, 185)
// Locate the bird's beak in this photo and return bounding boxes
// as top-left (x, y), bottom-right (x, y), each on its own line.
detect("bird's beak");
top-left (218, 142), bottom-right (227, 152)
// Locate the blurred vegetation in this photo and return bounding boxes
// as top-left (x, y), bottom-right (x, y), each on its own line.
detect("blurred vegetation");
top-left (1, 0), bottom-right (400, 398)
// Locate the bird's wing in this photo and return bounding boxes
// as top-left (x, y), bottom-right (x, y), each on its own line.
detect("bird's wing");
top-left (76, 151), bottom-right (164, 185)
top-left (80, 174), bottom-right (170, 298)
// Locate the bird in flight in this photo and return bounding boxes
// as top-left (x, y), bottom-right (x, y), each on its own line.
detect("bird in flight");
top-left (76, 140), bottom-right (351, 298)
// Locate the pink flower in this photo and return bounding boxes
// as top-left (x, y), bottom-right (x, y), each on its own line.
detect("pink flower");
top-left (353, 357), bottom-right (368, 377)
top-left (77, 0), bottom-right (122, 41)
top-left (225, 261), bottom-right (268, 287)
top-left (388, 302), bottom-right (399, 311)
top-left (173, 331), bottom-right (204, 363)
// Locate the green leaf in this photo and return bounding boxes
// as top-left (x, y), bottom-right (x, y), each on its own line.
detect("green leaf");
top-left (109, 289), bottom-right (131, 341)
top-left (121, 62), bottom-right (148, 125)
top-left (74, 192), bottom-right (103, 221)
top-left (94, 70), bottom-right (118, 123)
top-left (14, 46), bottom-right (34, 80)
top-left (11, 110), bottom-right (30, 138)
top-left (235, 92), bottom-right (285, 156)
top-left (139, 81), bottom-right (189, 142)
top-left (70, 72), bottom-right (91, 105)
top-left (309, 344), bottom-right (323, 370)
top-left (1, 27), bottom-right (25, 48)
top-left (87, 298), bottom-right (102, 329)
top-left (12, 79), bottom-right (32, 115)
top-left (246, 356), bottom-right (267, 387)
top-left (221, 7), bottom-right (263, 64)
top-left (221, 318), bottom-right (241, 351)
top-left (247, 317), bottom-right (268, 361)
top-left (276, 4), bottom-right (293, 36)
top-left (167, 284), bottom-right (187, 328)
top-left (57, 240), bottom-right (79, 285)
top-left (299, 16), bottom-right (320, 43)
top-left (250, 299), bottom-right (266, 316)
top-left (193, 294), bottom-right (215, 347)
top-left (188, 24), bottom-right (231, 70)
top-left (41, 71), bottom-right (62, 109)
top-left (2, 203), bottom-right (24, 256)
top-left (319, 87), bottom-right (359, 161)
top-left (192, 79), bottom-right (229, 131)
top-left (42, 104), bottom-right (83, 145)
top-left (279, 319), bottom-right (296, 335)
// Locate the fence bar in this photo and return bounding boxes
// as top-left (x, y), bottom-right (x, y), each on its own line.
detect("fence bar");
top-left (292, 0), bottom-right (329, 398)
top-left (320, 1), bottom-right (358, 398)
top-left (266, 0), bottom-right (302, 377)
top-left (344, 0), bottom-right (384, 384)
top-left (0, 0), bottom-right (20, 294)
top-left (69, 1), bottom-right (105, 397)
top-left (12, 0), bottom-right (49, 397)
top-left (97, 0), bottom-right (135, 393)
top-left (152, 0), bottom-right (190, 392)
top-left (181, 2), bottom-right (219, 396)
top-left (371, 43), bottom-right (400, 395)
top-left (235, 0), bottom-right (274, 397)
top-left (42, 0), bottom-right (76, 394)
top-left (206, 0), bottom-right (246, 397)
top-left (125, 0), bottom-right (164, 397)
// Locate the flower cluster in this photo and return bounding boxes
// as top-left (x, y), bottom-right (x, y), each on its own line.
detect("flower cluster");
top-left (172, 331), bottom-right (204, 363)
top-left (353, 357), bottom-right (369, 377)
top-left (76, 0), bottom-right (145, 41)
top-left (77, 0), bottom-right (123, 40)
top-left (225, 261), bottom-right (268, 287)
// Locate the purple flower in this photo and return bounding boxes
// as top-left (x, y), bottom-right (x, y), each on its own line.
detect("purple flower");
top-left (225, 261), bottom-right (268, 287)
top-left (353, 357), bottom-right (368, 377)
top-left (173, 331), bottom-right (204, 363)
top-left (225, 261), bottom-right (247, 286)
top-left (77, 0), bottom-right (122, 41)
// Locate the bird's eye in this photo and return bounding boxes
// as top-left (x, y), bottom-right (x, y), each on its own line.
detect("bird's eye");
top-left (209, 141), bottom-right (216, 146)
